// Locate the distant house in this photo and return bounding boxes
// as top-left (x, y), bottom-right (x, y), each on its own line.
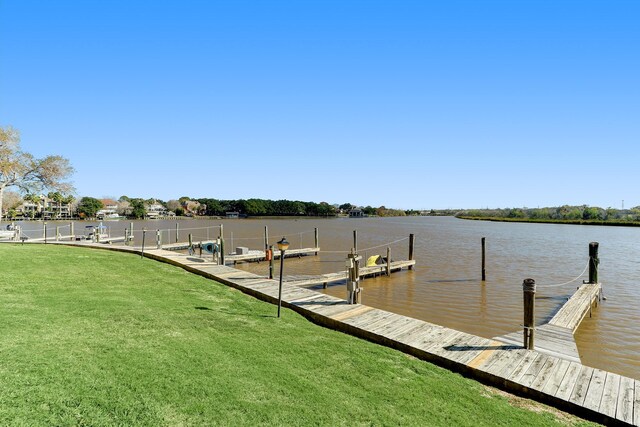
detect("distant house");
top-left (96, 199), bottom-right (120, 220)
top-left (349, 209), bottom-right (364, 218)
top-left (16, 195), bottom-right (72, 220)
top-left (226, 212), bottom-right (240, 219)
top-left (146, 203), bottom-right (168, 219)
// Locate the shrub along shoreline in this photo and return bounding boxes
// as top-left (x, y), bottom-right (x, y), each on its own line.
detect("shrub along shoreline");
top-left (458, 215), bottom-right (640, 227)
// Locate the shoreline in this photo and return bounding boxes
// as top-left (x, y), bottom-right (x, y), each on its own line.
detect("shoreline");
top-left (457, 215), bottom-right (640, 227)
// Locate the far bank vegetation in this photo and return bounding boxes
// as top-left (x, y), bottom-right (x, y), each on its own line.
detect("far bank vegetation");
top-left (456, 205), bottom-right (640, 226)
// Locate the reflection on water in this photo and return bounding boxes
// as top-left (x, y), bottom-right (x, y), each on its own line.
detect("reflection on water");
top-left (14, 216), bottom-right (640, 379)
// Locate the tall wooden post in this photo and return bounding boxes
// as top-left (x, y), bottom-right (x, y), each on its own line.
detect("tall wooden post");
top-left (481, 237), bottom-right (486, 281)
top-left (588, 242), bottom-right (599, 284)
top-left (56, 226), bottom-right (60, 241)
top-left (219, 224), bottom-right (225, 265)
top-left (124, 228), bottom-right (129, 245)
top-left (353, 230), bottom-right (358, 252)
top-left (523, 278), bottom-right (536, 350)
top-left (70, 222), bottom-right (74, 240)
top-left (347, 250), bottom-right (361, 304)
top-left (130, 222), bottom-right (134, 239)
top-left (156, 229), bottom-right (161, 249)
top-left (175, 222), bottom-right (179, 243)
top-left (269, 245), bottom-right (274, 279)
top-left (188, 233), bottom-right (193, 248)
top-left (314, 227), bottom-right (319, 255)
top-left (43, 222), bottom-right (47, 241)
top-left (408, 233), bottom-right (415, 270)
top-left (219, 238), bottom-right (225, 265)
top-left (141, 229), bottom-right (146, 259)
top-left (386, 247), bottom-right (391, 276)
top-left (264, 226), bottom-right (269, 251)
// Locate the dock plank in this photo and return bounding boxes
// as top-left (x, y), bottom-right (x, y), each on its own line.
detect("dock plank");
top-left (634, 380), bottom-right (640, 427)
top-left (537, 358), bottom-right (571, 395)
top-left (554, 362), bottom-right (582, 401)
top-left (506, 352), bottom-right (539, 383)
top-left (330, 305), bottom-right (373, 321)
top-left (582, 368), bottom-right (607, 412)
top-left (568, 365), bottom-right (595, 406)
top-left (599, 372), bottom-right (621, 419)
top-left (519, 354), bottom-right (552, 388)
top-left (484, 349), bottom-right (527, 377)
top-left (615, 376), bottom-right (634, 424)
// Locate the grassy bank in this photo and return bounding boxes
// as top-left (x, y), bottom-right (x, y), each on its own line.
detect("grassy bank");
top-left (458, 215), bottom-right (640, 227)
top-left (0, 244), bottom-right (592, 426)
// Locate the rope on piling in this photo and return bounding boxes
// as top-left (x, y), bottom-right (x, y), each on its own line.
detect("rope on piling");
top-left (537, 260), bottom-right (590, 288)
top-left (317, 236), bottom-right (410, 255)
top-left (359, 237), bottom-right (409, 252)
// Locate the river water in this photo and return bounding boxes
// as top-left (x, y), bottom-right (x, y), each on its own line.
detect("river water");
top-left (13, 216), bottom-right (640, 379)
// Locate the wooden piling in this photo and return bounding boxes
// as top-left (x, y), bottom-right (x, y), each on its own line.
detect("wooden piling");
top-left (386, 247), bottom-right (391, 276)
top-left (219, 224), bottom-right (225, 265)
top-left (408, 233), bottom-right (414, 270)
top-left (347, 250), bottom-right (362, 304)
top-left (156, 229), bottom-right (161, 249)
top-left (130, 222), bottom-right (134, 239)
top-left (56, 226), bottom-right (60, 241)
top-left (141, 229), bottom-right (146, 259)
top-left (264, 226), bottom-right (269, 251)
top-left (353, 230), bottom-right (358, 252)
top-left (481, 237), bottom-right (486, 281)
top-left (43, 222), bottom-right (46, 241)
top-left (314, 227), bottom-right (319, 255)
top-left (268, 245), bottom-right (274, 280)
top-left (175, 222), bottom-right (179, 243)
top-left (588, 242), bottom-right (599, 284)
top-left (523, 278), bottom-right (536, 350)
top-left (188, 233), bottom-right (193, 248)
top-left (70, 222), bottom-right (74, 240)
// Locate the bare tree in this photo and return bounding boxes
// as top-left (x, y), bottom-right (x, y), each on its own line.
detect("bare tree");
top-left (0, 126), bottom-right (74, 220)
top-left (1, 190), bottom-right (23, 218)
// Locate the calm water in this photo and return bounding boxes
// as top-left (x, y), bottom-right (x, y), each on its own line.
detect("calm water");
top-left (14, 216), bottom-right (640, 379)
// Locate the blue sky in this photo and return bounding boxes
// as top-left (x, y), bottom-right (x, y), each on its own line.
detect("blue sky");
top-left (1, 1), bottom-right (638, 209)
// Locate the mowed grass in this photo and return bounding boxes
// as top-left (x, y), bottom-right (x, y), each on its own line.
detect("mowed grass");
top-left (0, 244), bottom-right (592, 426)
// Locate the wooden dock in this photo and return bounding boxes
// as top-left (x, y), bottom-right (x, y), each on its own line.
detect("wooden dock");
top-left (549, 282), bottom-right (602, 332)
top-left (226, 247), bottom-right (320, 263)
top-left (494, 282), bottom-right (602, 363)
top-left (281, 260), bottom-right (416, 287)
top-left (52, 242), bottom-right (637, 425)
top-left (160, 241), bottom-right (320, 263)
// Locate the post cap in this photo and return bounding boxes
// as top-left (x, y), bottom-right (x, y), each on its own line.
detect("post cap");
top-left (523, 278), bottom-right (536, 292)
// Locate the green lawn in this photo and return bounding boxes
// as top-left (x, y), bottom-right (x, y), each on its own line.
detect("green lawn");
top-left (0, 244), bottom-right (592, 426)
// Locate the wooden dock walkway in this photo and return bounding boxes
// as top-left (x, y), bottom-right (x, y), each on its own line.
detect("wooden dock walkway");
top-left (51, 241), bottom-right (637, 425)
top-left (549, 282), bottom-right (602, 332)
top-left (226, 247), bottom-right (320, 263)
top-left (494, 282), bottom-right (602, 363)
top-left (281, 260), bottom-right (417, 287)
top-left (159, 241), bottom-right (320, 263)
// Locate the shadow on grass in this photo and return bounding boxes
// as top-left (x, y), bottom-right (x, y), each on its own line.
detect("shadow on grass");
top-left (195, 306), bottom-right (212, 311)
top-left (218, 308), bottom-right (276, 318)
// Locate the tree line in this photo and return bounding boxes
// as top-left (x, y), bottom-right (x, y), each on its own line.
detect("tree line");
top-left (456, 205), bottom-right (640, 223)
